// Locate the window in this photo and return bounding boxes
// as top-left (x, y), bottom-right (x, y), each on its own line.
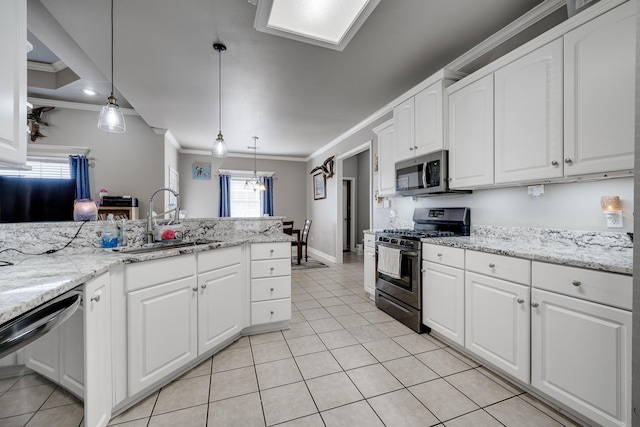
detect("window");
top-left (230, 177), bottom-right (261, 217)
top-left (0, 159), bottom-right (71, 179)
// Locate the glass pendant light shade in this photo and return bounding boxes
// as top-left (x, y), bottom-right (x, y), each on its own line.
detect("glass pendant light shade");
top-left (97, 95), bottom-right (125, 133)
top-left (212, 132), bottom-right (228, 158)
top-left (212, 43), bottom-right (228, 158)
top-left (98, 0), bottom-right (126, 133)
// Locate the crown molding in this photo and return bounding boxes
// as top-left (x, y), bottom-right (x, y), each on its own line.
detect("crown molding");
top-left (152, 128), bottom-right (182, 150)
top-left (179, 148), bottom-right (307, 162)
top-left (446, 0), bottom-right (567, 71)
top-left (27, 60), bottom-right (67, 73)
top-left (27, 97), bottom-right (139, 115)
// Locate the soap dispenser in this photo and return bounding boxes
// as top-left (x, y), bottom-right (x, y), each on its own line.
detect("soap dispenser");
top-left (101, 214), bottom-right (118, 248)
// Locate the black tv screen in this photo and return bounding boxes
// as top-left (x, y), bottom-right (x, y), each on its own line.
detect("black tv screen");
top-left (0, 177), bottom-right (76, 222)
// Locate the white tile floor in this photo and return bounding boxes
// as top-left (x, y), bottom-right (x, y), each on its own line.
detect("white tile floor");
top-left (0, 253), bottom-right (585, 427)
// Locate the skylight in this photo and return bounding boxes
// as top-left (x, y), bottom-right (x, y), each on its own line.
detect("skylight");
top-left (254, 0), bottom-right (380, 51)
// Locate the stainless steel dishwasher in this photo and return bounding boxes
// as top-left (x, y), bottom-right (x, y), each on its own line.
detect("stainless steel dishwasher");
top-left (0, 289), bottom-right (82, 362)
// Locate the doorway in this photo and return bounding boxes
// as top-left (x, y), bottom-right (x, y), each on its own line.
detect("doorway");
top-left (342, 178), bottom-right (356, 252)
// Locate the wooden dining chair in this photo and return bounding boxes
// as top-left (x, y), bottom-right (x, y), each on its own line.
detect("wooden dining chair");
top-left (299, 219), bottom-right (312, 262)
top-left (282, 221), bottom-right (294, 235)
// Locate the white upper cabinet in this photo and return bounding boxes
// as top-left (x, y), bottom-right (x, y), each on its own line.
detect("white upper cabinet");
top-left (372, 119), bottom-right (396, 197)
top-left (0, 0), bottom-right (27, 166)
top-left (494, 39), bottom-right (563, 184)
top-left (393, 98), bottom-right (415, 161)
top-left (563, 1), bottom-right (636, 176)
top-left (394, 74), bottom-right (460, 163)
top-left (448, 74), bottom-right (495, 189)
top-left (414, 81), bottom-right (445, 157)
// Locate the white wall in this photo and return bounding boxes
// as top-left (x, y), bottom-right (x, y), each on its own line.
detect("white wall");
top-left (28, 106), bottom-right (165, 218)
top-left (178, 153), bottom-right (307, 225)
top-left (374, 177), bottom-right (634, 232)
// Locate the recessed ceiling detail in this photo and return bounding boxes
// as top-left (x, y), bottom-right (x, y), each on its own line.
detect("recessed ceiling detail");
top-left (254, 0), bottom-right (380, 51)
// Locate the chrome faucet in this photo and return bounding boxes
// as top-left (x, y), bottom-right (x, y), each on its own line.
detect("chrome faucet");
top-left (147, 187), bottom-right (180, 243)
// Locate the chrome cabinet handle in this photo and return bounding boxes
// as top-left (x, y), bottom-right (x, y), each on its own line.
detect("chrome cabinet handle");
top-left (421, 269), bottom-right (426, 273)
top-left (270, 267), bottom-right (274, 271)
top-left (531, 302), bottom-right (539, 308)
top-left (551, 160), bottom-right (558, 166)
top-left (270, 288), bottom-right (274, 292)
top-left (192, 286), bottom-right (198, 292)
top-left (437, 253), bottom-right (443, 257)
top-left (517, 298), bottom-right (524, 304)
top-left (91, 295), bottom-right (101, 303)
top-left (572, 280), bottom-right (581, 287)
top-left (270, 310), bottom-right (275, 315)
top-left (201, 284), bottom-right (207, 290)
top-left (414, 146), bottom-right (418, 149)
top-left (564, 158), bottom-right (573, 164)
top-left (270, 249), bottom-right (274, 253)
top-left (409, 146), bottom-right (414, 151)
top-left (488, 263), bottom-right (495, 268)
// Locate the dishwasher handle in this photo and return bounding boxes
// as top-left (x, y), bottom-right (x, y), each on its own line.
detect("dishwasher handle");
top-left (0, 290), bottom-right (82, 359)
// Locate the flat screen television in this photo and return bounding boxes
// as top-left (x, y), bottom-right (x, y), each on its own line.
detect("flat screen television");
top-left (0, 177), bottom-right (76, 222)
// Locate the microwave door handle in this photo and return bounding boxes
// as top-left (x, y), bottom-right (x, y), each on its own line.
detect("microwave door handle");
top-left (422, 162), bottom-right (427, 188)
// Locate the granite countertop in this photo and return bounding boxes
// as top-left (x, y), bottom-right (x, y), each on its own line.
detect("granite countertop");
top-left (0, 233), bottom-right (294, 326)
top-left (422, 235), bottom-right (633, 275)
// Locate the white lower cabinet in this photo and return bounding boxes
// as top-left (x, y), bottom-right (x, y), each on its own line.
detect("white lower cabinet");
top-left (363, 233), bottom-right (376, 296)
top-left (464, 272), bottom-right (530, 383)
top-left (127, 273), bottom-right (198, 396)
top-left (421, 244), bottom-right (465, 347)
top-left (531, 262), bottom-right (632, 427)
top-left (250, 242), bottom-right (291, 325)
top-left (197, 246), bottom-right (245, 354)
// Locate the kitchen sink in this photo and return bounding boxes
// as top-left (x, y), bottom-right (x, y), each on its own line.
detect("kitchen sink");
top-left (113, 241), bottom-right (196, 254)
top-left (113, 239), bottom-right (224, 255)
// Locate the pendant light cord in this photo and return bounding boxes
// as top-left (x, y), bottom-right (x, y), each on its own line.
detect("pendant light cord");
top-left (218, 47), bottom-right (222, 135)
top-left (110, 0), bottom-right (114, 98)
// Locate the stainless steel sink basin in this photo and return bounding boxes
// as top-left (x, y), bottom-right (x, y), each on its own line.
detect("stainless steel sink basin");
top-left (113, 241), bottom-right (196, 254)
top-left (113, 239), bottom-right (224, 255)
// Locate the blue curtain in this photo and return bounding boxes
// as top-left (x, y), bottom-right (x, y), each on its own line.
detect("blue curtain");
top-left (69, 155), bottom-right (91, 199)
top-left (218, 174), bottom-right (231, 217)
top-left (260, 176), bottom-right (274, 216)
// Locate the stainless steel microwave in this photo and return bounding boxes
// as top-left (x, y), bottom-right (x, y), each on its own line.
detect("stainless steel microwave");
top-left (395, 150), bottom-right (469, 196)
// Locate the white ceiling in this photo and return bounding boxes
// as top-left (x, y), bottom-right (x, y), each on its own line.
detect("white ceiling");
top-left (27, 0), bottom-right (546, 158)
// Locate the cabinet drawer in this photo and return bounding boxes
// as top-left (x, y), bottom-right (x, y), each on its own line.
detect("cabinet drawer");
top-left (251, 299), bottom-right (291, 325)
top-left (252, 276), bottom-right (291, 302)
top-left (251, 259), bottom-right (291, 278)
top-left (422, 244), bottom-right (464, 269)
top-left (197, 245), bottom-right (242, 274)
top-left (532, 262), bottom-right (632, 310)
top-left (126, 254), bottom-right (195, 292)
top-left (465, 250), bottom-right (530, 285)
top-left (364, 233), bottom-right (375, 248)
top-left (251, 242), bottom-right (290, 260)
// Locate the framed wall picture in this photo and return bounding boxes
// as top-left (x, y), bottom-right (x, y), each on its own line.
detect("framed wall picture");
top-left (313, 173), bottom-right (326, 200)
top-left (192, 163), bottom-right (211, 180)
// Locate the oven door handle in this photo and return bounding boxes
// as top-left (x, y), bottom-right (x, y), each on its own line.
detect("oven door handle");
top-left (376, 243), bottom-right (418, 257)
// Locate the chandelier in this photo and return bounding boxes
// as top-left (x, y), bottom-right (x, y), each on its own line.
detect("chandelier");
top-left (245, 136), bottom-right (265, 191)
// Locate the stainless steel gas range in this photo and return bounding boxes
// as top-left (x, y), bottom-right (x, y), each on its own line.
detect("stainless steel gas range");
top-left (375, 207), bottom-right (470, 333)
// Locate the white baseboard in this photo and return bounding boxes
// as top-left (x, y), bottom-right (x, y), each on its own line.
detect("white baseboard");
top-left (307, 247), bottom-right (337, 264)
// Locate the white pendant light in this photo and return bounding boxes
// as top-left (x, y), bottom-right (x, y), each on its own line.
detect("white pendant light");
top-left (97, 0), bottom-right (125, 133)
top-left (212, 43), bottom-right (228, 158)
top-left (245, 136), bottom-right (265, 191)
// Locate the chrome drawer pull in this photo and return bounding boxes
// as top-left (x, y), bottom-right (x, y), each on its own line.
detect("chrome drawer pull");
top-left (192, 286), bottom-right (198, 292)
top-left (572, 280), bottom-right (581, 287)
top-left (488, 263), bottom-right (495, 268)
top-left (270, 311), bottom-right (275, 315)
top-left (201, 284), bottom-right (207, 290)
top-left (531, 302), bottom-right (539, 308)
top-left (91, 295), bottom-right (101, 303)
top-left (437, 253), bottom-right (443, 257)
top-left (517, 298), bottom-right (524, 304)
top-left (270, 288), bottom-right (274, 292)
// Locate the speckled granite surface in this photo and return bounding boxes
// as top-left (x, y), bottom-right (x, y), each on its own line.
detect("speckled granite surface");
top-left (0, 218), bottom-right (294, 325)
top-left (423, 226), bottom-right (633, 275)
